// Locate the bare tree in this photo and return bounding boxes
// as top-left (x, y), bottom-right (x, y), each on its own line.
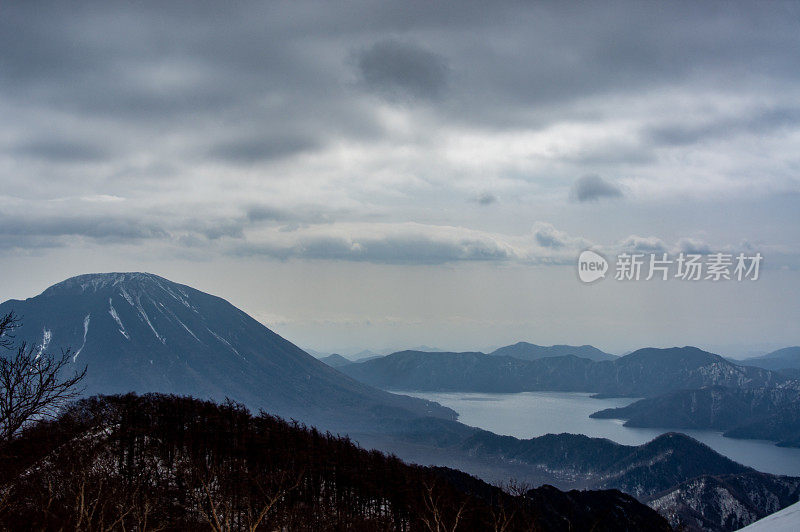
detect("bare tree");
top-left (419, 479), bottom-right (467, 532)
top-left (0, 311), bottom-right (87, 442)
top-left (0, 312), bottom-right (17, 350)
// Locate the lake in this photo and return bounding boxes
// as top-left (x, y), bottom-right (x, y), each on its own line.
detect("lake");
top-left (403, 390), bottom-right (800, 476)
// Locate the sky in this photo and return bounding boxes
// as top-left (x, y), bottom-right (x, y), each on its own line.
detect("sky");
top-left (1, 1), bottom-right (799, 357)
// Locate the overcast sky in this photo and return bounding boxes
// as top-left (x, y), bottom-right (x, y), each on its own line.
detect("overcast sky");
top-left (1, 1), bottom-right (798, 357)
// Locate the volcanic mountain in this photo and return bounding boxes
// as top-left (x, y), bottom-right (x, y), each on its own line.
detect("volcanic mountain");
top-left (0, 272), bottom-right (455, 431)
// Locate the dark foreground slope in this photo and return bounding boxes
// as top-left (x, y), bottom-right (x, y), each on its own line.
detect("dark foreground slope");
top-left (0, 273), bottom-right (453, 431)
top-left (0, 394), bottom-right (671, 532)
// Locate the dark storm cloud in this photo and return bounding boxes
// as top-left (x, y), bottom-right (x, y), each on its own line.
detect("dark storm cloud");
top-left (3, 2), bottom-right (799, 123)
top-left (11, 139), bottom-right (110, 163)
top-left (207, 136), bottom-right (319, 164)
top-left (646, 106), bottom-right (800, 147)
top-left (570, 175), bottom-right (623, 202)
top-left (357, 39), bottom-right (448, 100)
top-left (0, 214), bottom-right (167, 244)
top-left (2, 1), bottom-right (799, 166)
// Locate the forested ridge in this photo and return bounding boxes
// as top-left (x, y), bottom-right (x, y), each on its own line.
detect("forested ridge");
top-left (0, 393), bottom-right (670, 531)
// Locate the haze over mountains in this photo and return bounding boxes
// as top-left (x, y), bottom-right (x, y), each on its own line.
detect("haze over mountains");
top-left (319, 342), bottom-right (618, 368)
top-left (0, 273), bottom-right (453, 431)
top-left (740, 347), bottom-right (800, 371)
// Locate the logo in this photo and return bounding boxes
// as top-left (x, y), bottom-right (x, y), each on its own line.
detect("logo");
top-left (578, 250), bottom-right (608, 283)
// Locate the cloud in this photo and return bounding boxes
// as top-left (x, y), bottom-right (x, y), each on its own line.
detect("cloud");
top-left (0, 214), bottom-right (168, 248)
top-left (11, 139), bottom-right (110, 163)
top-left (473, 192), bottom-right (497, 205)
top-left (231, 223), bottom-right (519, 264)
top-left (206, 136), bottom-right (319, 164)
top-left (676, 237), bottom-right (711, 255)
top-left (570, 175), bottom-right (624, 202)
top-left (245, 204), bottom-right (336, 226)
top-left (618, 235), bottom-right (668, 253)
top-left (531, 222), bottom-right (568, 249)
top-left (645, 106), bottom-right (800, 147)
top-left (231, 220), bottom-right (595, 266)
top-left (0, 1), bottom-right (798, 271)
top-left (356, 39), bottom-right (448, 100)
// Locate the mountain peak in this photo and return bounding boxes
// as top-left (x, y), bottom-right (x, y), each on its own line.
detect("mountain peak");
top-left (2, 272), bottom-right (456, 431)
top-left (41, 272), bottom-right (169, 296)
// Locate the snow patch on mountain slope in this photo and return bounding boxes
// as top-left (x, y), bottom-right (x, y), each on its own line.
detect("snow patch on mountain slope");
top-left (73, 313), bottom-right (91, 362)
top-left (168, 310), bottom-right (200, 343)
top-left (152, 276), bottom-right (198, 312)
top-left (737, 500), bottom-right (800, 531)
top-left (36, 327), bottom-right (52, 360)
top-left (206, 327), bottom-right (242, 358)
top-left (108, 298), bottom-right (130, 340)
top-left (119, 287), bottom-right (135, 307)
top-left (134, 295), bottom-right (165, 344)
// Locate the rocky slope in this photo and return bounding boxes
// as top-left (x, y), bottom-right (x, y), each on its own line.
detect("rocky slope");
top-left (648, 472), bottom-right (800, 531)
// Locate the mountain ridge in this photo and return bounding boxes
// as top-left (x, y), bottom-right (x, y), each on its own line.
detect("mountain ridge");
top-left (490, 341), bottom-right (617, 361)
top-left (590, 383), bottom-right (800, 447)
top-left (340, 347), bottom-right (784, 397)
top-left (741, 347), bottom-right (800, 371)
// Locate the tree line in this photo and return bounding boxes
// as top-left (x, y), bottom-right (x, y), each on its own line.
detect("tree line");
top-left (1, 392), bottom-right (543, 530)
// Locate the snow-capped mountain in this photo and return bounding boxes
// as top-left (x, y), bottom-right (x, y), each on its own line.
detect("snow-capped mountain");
top-left (0, 273), bottom-right (455, 431)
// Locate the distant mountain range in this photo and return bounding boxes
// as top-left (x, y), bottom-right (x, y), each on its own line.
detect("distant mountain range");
top-left (319, 353), bottom-right (353, 367)
top-left (339, 347), bottom-right (785, 397)
top-left (740, 347), bottom-right (800, 371)
top-left (590, 384), bottom-right (800, 447)
top-left (313, 345), bottom-right (445, 361)
top-left (319, 342), bottom-right (617, 368)
top-left (489, 342), bottom-right (617, 361)
top-left (0, 273), bottom-right (454, 432)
